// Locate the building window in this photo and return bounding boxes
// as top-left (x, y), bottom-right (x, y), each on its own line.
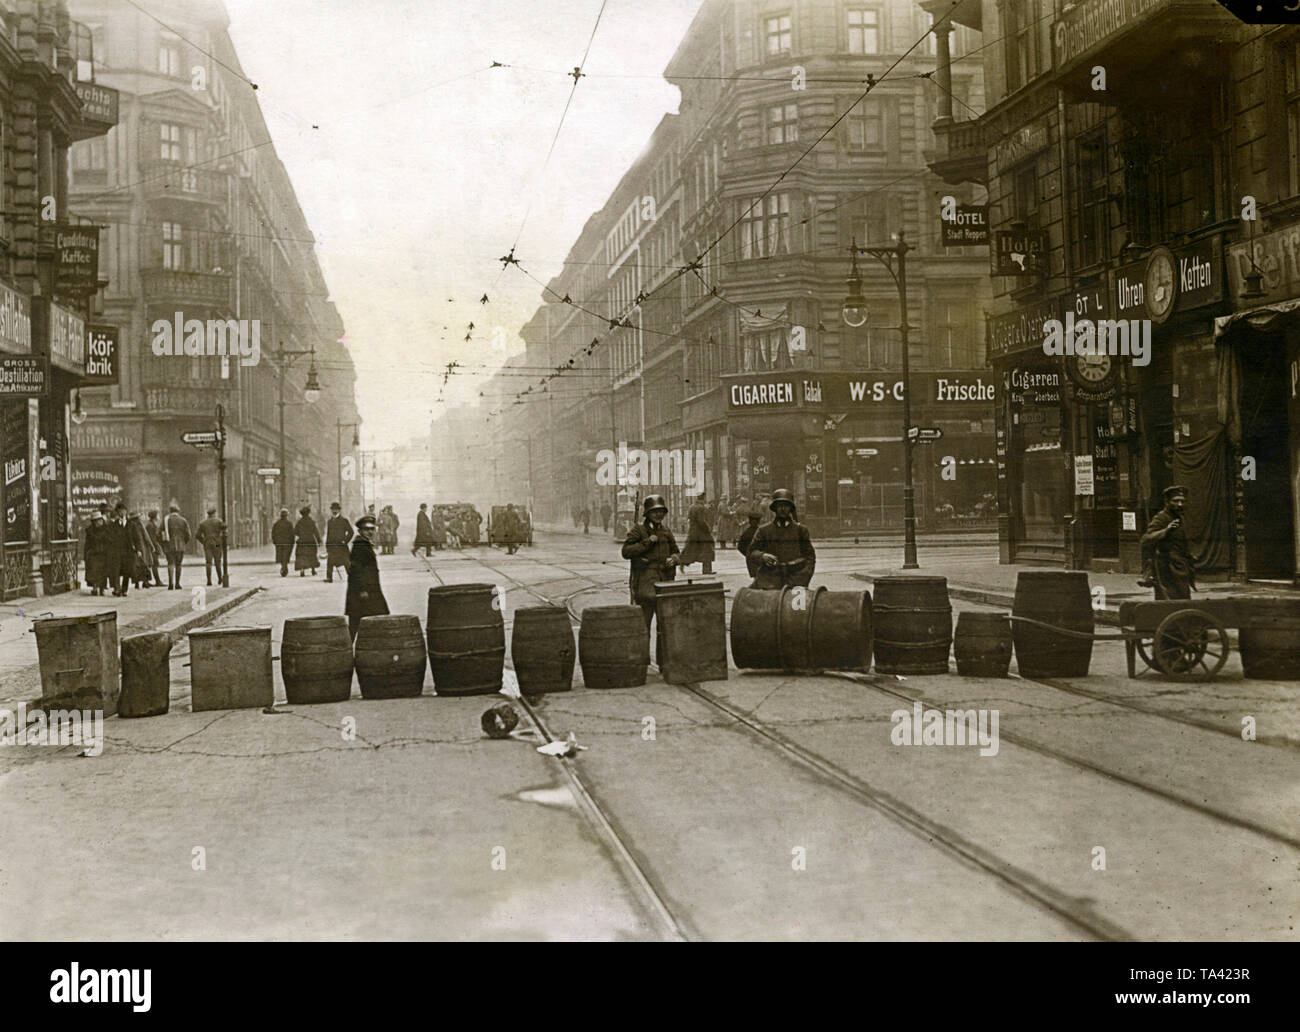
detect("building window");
top-left (161, 122), bottom-right (182, 161)
top-left (162, 221), bottom-right (183, 269)
top-left (1011, 162), bottom-right (1037, 226)
top-left (1073, 129), bottom-right (1109, 269)
top-left (158, 39), bottom-right (181, 77)
top-left (740, 193), bottom-right (791, 259)
top-left (1004, 0), bottom-right (1043, 93)
top-left (766, 103), bottom-right (798, 144)
top-left (846, 192), bottom-right (897, 246)
top-left (847, 99), bottom-right (884, 151)
top-left (847, 9), bottom-right (880, 55)
top-left (742, 328), bottom-right (790, 372)
top-left (930, 300), bottom-right (981, 368)
top-left (765, 14), bottom-right (792, 57)
top-left (73, 22), bottom-right (94, 81)
top-left (73, 136), bottom-right (107, 173)
top-left (1288, 40), bottom-right (1300, 197)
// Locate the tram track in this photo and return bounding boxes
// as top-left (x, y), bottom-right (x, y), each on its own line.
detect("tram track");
top-left (410, 542), bottom-right (1296, 940)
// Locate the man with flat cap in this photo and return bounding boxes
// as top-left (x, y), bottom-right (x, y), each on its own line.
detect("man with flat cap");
top-left (1141, 484), bottom-right (1194, 600)
top-left (346, 513), bottom-right (390, 640)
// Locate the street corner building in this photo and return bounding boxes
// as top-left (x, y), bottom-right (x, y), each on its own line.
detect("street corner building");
top-left (53, 0), bottom-right (363, 587)
top-left (437, 0), bottom-right (998, 539)
top-left (931, 0), bottom-right (1300, 584)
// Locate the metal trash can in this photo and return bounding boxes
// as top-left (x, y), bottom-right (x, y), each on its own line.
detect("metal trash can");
top-left (33, 611), bottom-right (120, 715)
top-left (655, 579), bottom-right (728, 684)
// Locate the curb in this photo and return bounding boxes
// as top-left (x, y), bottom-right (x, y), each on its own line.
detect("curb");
top-left (848, 572), bottom-right (1122, 627)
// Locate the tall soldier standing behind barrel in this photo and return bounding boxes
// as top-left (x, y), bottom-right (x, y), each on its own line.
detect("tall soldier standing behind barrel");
top-left (747, 488), bottom-right (816, 590)
top-left (346, 514), bottom-right (390, 640)
top-left (621, 494), bottom-right (680, 663)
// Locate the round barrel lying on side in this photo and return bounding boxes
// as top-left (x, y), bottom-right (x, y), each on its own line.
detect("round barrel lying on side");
top-left (281, 615), bottom-right (354, 704)
top-left (1237, 598), bottom-right (1300, 680)
top-left (953, 611), bottom-right (1012, 677)
top-left (1011, 571), bottom-right (1094, 678)
top-left (427, 584), bottom-right (504, 696)
top-left (354, 615), bottom-right (427, 699)
top-left (579, 605), bottom-right (648, 689)
top-left (119, 631), bottom-right (172, 718)
top-left (730, 587), bottom-right (871, 671)
top-left (511, 605), bottom-right (574, 695)
top-left (872, 576), bottom-right (952, 674)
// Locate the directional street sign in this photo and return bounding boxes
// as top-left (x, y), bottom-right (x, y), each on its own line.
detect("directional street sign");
top-left (256, 466), bottom-right (281, 477)
top-left (914, 427), bottom-right (944, 442)
top-left (181, 430), bottom-right (222, 446)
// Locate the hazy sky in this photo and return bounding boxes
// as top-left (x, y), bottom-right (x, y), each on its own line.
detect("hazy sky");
top-left (221, 0), bottom-right (703, 449)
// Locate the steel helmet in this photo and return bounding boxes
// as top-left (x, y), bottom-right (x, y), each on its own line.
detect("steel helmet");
top-left (769, 488), bottom-right (796, 512)
top-left (642, 494), bottom-right (668, 516)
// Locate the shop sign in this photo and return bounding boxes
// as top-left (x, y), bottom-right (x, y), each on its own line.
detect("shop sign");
top-left (75, 82), bottom-right (119, 128)
top-left (988, 297), bottom-right (1060, 360)
top-left (991, 229), bottom-right (1047, 277)
top-left (941, 205), bottom-right (988, 246)
top-left (1226, 223), bottom-right (1300, 307)
top-left (72, 469), bottom-right (121, 519)
top-left (84, 325), bottom-right (118, 384)
top-left (1, 401), bottom-right (30, 542)
top-left (1052, 0), bottom-right (1169, 69)
top-left (994, 121), bottom-right (1049, 172)
top-left (71, 419), bottom-right (143, 455)
top-left (1074, 454), bottom-right (1095, 495)
top-left (1112, 259), bottom-right (1149, 320)
top-left (55, 226), bottom-right (100, 295)
top-left (726, 372), bottom-right (997, 411)
top-left (47, 302), bottom-right (86, 374)
top-left (1004, 364), bottom-right (1062, 405)
top-left (0, 281), bottom-right (32, 355)
top-left (0, 355), bottom-right (47, 397)
top-left (1174, 237), bottom-right (1220, 313)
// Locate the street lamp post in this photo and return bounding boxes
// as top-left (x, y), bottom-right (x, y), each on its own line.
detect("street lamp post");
top-left (270, 343), bottom-right (321, 510)
top-left (336, 420), bottom-right (360, 510)
top-left (842, 233), bottom-right (918, 569)
top-left (214, 402), bottom-right (229, 587)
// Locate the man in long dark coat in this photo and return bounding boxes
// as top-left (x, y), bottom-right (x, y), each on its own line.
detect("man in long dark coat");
top-left (1141, 485), bottom-right (1194, 600)
top-left (430, 509), bottom-right (447, 550)
top-left (412, 504), bottom-right (435, 556)
top-left (145, 510), bottom-right (166, 586)
top-left (294, 506), bottom-right (320, 576)
top-left (106, 504), bottom-right (132, 596)
top-left (324, 502), bottom-right (353, 582)
top-left (681, 494), bottom-right (716, 574)
top-left (621, 494), bottom-right (680, 664)
top-left (126, 511), bottom-right (155, 589)
top-left (83, 512), bottom-right (109, 595)
top-left (346, 514), bottom-right (389, 640)
top-left (271, 508), bottom-right (295, 577)
top-left (499, 504), bottom-right (522, 555)
top-left (748, 489), bottom-right (816, 590)
top-left (736, 507), bottom-right (763, 579)
top-left (196, 507), bottom-right (225, 586)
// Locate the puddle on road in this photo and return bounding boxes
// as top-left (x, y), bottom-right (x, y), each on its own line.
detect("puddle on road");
top-left (515, 786), bottom-right (577, 809)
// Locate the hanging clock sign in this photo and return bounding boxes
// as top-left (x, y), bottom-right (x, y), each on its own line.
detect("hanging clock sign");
top-left (1143, 246), bottom-right (1177, 325)
top-left (1063, 351), bottom-right (1119, 402)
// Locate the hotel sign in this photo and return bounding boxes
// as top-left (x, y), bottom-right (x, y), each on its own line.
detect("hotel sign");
top-left (1053, 0), bottom-right (1169, 68)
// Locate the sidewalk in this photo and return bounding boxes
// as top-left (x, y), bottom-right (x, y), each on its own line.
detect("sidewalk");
top-left (534, 522), bottom-right (999, 549)
top-left (848, 549), bottom-right (1299, 625)
top-left (0, 580), bottom-right (260, 706)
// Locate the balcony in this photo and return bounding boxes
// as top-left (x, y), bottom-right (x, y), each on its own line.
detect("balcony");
top-left (140, 161), bottom-right (230, 207)
top-left (142, 384), bottom-right (234, 418)
top-left (929, 117), bottom-right (987, 187)
top-left (141, 267), bottom-right (232, 308)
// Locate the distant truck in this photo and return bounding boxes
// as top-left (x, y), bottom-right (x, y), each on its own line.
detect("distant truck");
top-left (487, 504), bottom-right (532, 547)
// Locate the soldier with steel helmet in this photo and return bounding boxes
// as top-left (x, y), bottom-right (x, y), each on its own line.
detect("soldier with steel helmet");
top-left (620, 494), bottom-right (681, 662)
top-left (747, 488), bottom-right (817, 590)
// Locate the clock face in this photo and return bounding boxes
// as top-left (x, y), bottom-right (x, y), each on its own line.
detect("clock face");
top-left (1076, 352), bottom-right (1112, 383)
top-left (1145, 247), bottom-right (1176, 322)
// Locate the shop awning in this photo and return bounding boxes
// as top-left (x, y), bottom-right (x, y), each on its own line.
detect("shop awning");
top-left (1213, 298), bottom-right (1300, 340)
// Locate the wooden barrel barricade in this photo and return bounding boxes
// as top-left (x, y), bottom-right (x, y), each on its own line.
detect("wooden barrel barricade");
top-left (1238, 598), bottom-right (1300, 680)
top-left (119, 631), bottom-right (172, 718)
top-left (281, 616), bottom-right (354, 704)
top-left (578, 606), bottom-right (649, 689)
top-left (872, 577), bottom-right (952, 674)
top-left (953, 611), bottom-right (1012, 678)
top-left (427, 584), bottom-right (505, 696)
top-left (1011, 571), bottom-right (1094, 678)
top-left (729, 586), bottom-right (871, 671)
top-left (510, 605), bottom-right (574, 695)
top-left (354, 615), bottom-right (427, 699)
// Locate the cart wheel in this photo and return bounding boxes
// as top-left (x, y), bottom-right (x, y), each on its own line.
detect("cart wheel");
top-left (1152, 609), bottom-right (1229, 681)
top-left (1134, 634), bottom-right (1158, 674)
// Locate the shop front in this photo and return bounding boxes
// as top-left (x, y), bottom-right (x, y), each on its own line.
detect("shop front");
top-left (722, 369), bottom-right (996, 537)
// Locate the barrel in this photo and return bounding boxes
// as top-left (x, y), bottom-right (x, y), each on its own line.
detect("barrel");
top-left (656, 580), bottom-right (728, 684)
top-left (953, 611), bottom-right (1012, 678)
top-left (427, 584), bottom-right (504, 696)
top-left (354, 615), bottom-right (427, 699)
top-left (510, 606), bottom-right (574, 695)
top-left (1237, 598), bottom-right (1300, 680)
top-left (189, 626), bottom-right (274, 711)
top-left (872, 577), bottom-right (952, 674)
top-left (281, 616), bottom-right (354, 704)
top-left (1010, 571), bottom-right (1094, 678)
top-left (729, 587), bottom-right (871, 671)
top-left (578, 605), bottom-right (649, 688)
top-left (119, 631), bottom-right (172, 718)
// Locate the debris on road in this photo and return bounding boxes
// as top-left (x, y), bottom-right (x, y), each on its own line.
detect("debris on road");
top-left (481, 703), bottom-right (519, 738)
top-left (537, 731), bottom-right (586, 757)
